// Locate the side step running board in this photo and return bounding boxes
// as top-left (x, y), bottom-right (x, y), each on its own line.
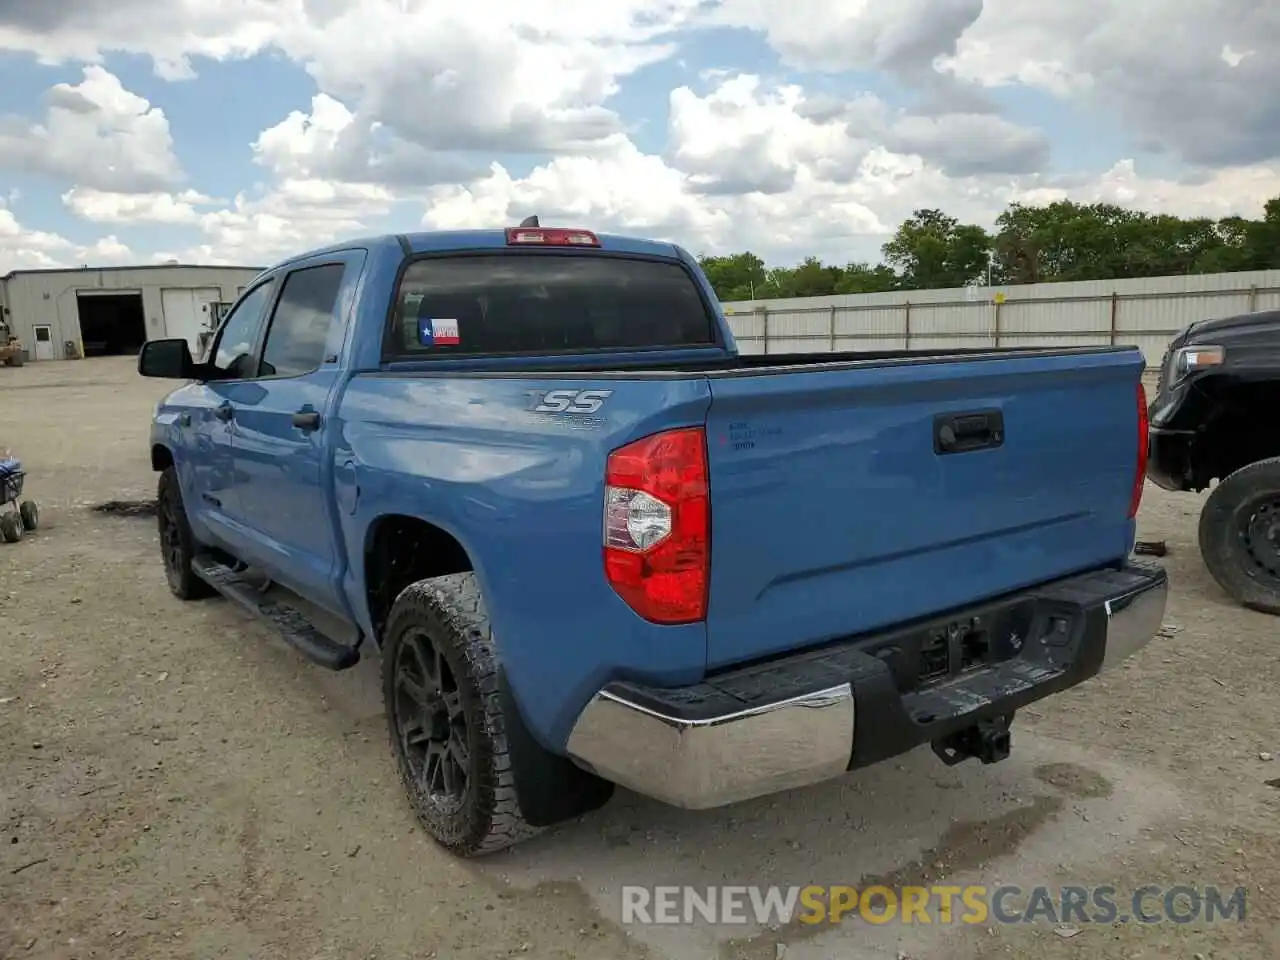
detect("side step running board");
top-left (191, 555), bottom-right (361, 671)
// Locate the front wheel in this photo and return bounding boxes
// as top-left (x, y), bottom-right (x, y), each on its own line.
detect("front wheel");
top-left (382, 573), bottom-right (540, 857)
top-left (156, 468), bottom-right (215, 600)
top-left (1198, 456), bottom-right (1280, 616)
top-left (19, 500), bottom-right (38, 531)
top-left (0, 512), bottom-right (21, 542)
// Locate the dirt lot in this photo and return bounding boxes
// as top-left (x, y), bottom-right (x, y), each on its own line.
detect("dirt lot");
top-left (1, 356), bottom-right (1277, 960)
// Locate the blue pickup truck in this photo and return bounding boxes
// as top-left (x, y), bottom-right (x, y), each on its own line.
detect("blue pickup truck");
top-left (139, 223), bottom-right (1168, 856)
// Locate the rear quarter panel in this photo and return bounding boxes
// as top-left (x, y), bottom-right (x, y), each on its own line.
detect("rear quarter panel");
top-left (334, 372), bottom-right (713, 750)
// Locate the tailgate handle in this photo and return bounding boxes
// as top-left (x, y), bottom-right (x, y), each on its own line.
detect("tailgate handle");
top-left (934, 410), bottom-right (1004, 455)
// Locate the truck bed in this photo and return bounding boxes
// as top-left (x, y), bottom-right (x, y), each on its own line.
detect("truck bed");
top-left (352, 342), bottom-right (1145, 709)
top-left (378, 344), bottom-right (1126, 378)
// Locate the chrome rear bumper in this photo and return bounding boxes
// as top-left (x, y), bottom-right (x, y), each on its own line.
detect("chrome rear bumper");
top-left (566, 562), bottom-right (1168, 810)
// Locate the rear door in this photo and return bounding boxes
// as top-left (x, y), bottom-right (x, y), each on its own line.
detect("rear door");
top-left (702, 349), bottom-right (1145, 668)
top-left (224, 252), bottom-right (365, 614)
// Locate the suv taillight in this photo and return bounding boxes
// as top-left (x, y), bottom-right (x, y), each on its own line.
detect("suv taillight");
top-left (1130, 382), bottom-right (1148, 518)
top-left (603, 427), bottom-right (709, 624)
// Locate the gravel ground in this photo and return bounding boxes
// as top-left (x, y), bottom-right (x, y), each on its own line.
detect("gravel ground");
top-left (1, 357), bottom-right (1277, 960)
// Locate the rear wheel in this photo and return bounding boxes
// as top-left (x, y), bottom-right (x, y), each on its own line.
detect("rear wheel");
top-left (157, 468), bottom-right (215, 600)
top-left (19, 500), bottom-right (38, 531)
top-left (382, 573), bottom-right (540, 857)
top-left (1198, 456), bottom-right (1280, 616)
top-left (0, 512), bottom-right (21, 542)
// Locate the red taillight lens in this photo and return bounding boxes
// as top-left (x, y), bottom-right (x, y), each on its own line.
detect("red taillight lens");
top-left (504, 227), bottom-right (600, 246)
top-left (603, 427), bottom-right (709, 624)
top-left (1130, 382), bottom-right (1149, 518)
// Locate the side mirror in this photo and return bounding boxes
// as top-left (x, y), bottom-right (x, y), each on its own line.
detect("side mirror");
top-left (138, 338), bottom-right (197, 379)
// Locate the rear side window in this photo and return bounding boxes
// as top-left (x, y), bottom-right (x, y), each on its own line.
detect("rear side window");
top-left (388, 254), bottom-right (716, 357)
top-left (259, 263), bottom-right (346, 377)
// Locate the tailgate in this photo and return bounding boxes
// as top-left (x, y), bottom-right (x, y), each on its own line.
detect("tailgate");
top-left (703, 349), bottom-right (1144, 669)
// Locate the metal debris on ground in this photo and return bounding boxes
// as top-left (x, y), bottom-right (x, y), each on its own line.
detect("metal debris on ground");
top-left (1155, 623), bottom-right (1183, 640)
top-left (1053, 925), bottom-right (1082, 939)
top-left (1133, 540), bottom-right (1168, 556)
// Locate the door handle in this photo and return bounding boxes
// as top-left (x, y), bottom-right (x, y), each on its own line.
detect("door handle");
top-left (214, 403), bottom-right (234, 422)
top-left (934, 410), bottom-right (1004, 455)
top-left (292, 410), bottom-right (321, 431)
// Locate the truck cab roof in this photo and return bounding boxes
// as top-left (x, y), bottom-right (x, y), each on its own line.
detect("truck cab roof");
top-left (262, 229), bottom-right (688, 275)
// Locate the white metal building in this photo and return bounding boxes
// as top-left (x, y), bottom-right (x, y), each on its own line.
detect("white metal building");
top-left (0, 263), bottom-right (264, 361)
top-left (721, 268), bottom-right (1280, 365)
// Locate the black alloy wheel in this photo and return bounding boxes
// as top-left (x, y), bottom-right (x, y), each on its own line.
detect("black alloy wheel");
top-left (392, 627), bottom-right (472, 808)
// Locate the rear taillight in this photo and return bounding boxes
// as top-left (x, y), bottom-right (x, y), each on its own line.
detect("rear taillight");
top-left (1130, 382), bottom-right (1148, 518)
top-left (505, 227), bottom-right (600, 246)
top-left (603, 427), bottom-right (709, 624)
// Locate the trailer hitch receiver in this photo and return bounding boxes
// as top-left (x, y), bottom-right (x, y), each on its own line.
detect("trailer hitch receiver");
top-left (931, 714), bottom-right (1013, 766)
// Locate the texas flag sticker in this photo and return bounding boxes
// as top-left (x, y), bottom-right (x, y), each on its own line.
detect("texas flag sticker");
top-left (417, 317), bottom-right (461, 346)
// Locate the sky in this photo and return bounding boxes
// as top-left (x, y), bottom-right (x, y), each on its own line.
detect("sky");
top-left (0, 0), bottom-right (1278, 271)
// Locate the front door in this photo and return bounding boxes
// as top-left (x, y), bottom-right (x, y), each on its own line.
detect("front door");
top-left (225, 253), bottom-right (364, 614)
top-left (32, 326), bottom-right (53, 361)
top-left (184, 279), bottom-right (277, 552)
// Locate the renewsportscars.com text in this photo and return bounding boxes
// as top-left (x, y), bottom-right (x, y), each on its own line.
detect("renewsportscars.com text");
top-left (621, 884), bottom-right (1247, 926)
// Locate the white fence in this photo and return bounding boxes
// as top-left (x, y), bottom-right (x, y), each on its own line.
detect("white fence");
top-left (720, 269), bottom-right (1280, 365)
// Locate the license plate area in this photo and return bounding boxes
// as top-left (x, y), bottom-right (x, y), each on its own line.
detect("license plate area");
top-left (862, 599), bottom-right (1041, 694)
top-left (917, 617), bottom-right (993, 684)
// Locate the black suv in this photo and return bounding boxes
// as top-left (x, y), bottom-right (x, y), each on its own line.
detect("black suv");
top-left (1148, 309), bottom-right (1280, 614)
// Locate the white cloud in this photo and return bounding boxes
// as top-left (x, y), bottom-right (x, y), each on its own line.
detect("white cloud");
top-left (418, 75), bottom-right (1280, 266)
top-left (188, 178), bottom-right (395, 265)
top-left (0, 65), bottom-right (183, 193)
top-left (943, 0), bottom-right (1280, 165)
top-left (1, 1), bottom-right (1279, 270)
top-left (0, 0), bottom-right (282, 79)
top-left (1012, 160), bottom-right (1280, 220)
top-left (253, 93), bottom-right (360, 181)
top-left (278, 1), bottom-right (695, 154)
top-left (251, 93), bottom-right (481, 188)
top-left (3, 1), bottom-right (700, 153)
top-left (0, 206), bottom-right (70, 270)
top-left (0, 204), bottom-right (135, 270)
top-left (667, 76), bottom-right (877, 194)
top-left (62, 188), bottom-right (217, 224)
top-left (709, 0), bottom-right (984, 75)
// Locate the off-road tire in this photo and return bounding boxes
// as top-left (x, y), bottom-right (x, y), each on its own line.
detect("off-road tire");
top-left (382, 573), bottom-right (540, 857)
top-left (0, 512), bottom-right (22, 542)
top-left (157, 467), bottom-right (215, 600)
top-left (19, 500), bottom-right (38, 532)
top-left (1198, 456), bottom-right (1280, 616)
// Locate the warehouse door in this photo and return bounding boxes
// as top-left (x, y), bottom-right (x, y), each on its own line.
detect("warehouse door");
top-left (161, 287), bottom-right (223, 353)
top-left (32, 326), bottom-right (54, 361)
top-left (76, 293), bottom-right (146, 356)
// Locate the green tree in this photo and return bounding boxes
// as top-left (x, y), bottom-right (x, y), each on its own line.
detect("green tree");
top-left (697, 251), bottom-right (769, 301)
top-left (834, 262), bottom-right (898, 294)
top-left (771, 257), bottom-right (846, 297)
top-left (882, 209), bottom-right (992, 290)
top-left (699, 192), bottom-right (1280, 302)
